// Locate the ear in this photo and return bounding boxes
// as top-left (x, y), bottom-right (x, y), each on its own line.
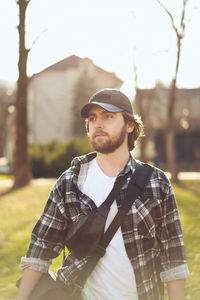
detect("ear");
top-left (126, 122), bottom-right (135, 134)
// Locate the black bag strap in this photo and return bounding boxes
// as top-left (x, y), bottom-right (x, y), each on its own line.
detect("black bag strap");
top-left (98, 163), bottom-right (154, 253)
top-left (100, 172), bottom-right (129, 208)
top-left (76, 162), bottom-right (154, 288)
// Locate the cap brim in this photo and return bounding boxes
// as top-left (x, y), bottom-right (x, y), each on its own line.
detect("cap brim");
top-left (81, 102), bottom-right (123, 118)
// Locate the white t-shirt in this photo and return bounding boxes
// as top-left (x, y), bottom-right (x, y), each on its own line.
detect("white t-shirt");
top-left (81, 158), bottom-right (138, 300)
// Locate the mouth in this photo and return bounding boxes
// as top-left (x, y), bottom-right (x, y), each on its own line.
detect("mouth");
top-left (93, 132), bottom-right (108, 138)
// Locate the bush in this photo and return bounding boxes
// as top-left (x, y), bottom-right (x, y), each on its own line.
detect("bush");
top-left (30, 136), bottom-right (93, 178)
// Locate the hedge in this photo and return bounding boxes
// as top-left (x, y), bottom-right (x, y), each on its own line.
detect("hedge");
top-left (30, 136), bottom-right (93, 178)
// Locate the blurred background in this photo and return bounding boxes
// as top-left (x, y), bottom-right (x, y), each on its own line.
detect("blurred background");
top-left (0, 1), bottom-right (200, 299)
top-left (0, 0), bottom-right (200, 187)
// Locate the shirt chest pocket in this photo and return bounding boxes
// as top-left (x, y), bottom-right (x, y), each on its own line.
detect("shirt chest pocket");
top-left (131, 198), bottom-right (157, 238)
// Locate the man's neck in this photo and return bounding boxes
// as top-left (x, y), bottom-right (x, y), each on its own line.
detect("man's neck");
top-left (96, 148), bottom-right (130, 177)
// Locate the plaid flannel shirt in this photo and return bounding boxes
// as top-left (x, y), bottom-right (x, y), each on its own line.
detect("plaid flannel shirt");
top-left (21, 152), bottom-right (189, 300)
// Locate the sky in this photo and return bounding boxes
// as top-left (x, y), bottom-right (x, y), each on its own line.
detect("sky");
top-left (0, 0), bottom-right (200, 98)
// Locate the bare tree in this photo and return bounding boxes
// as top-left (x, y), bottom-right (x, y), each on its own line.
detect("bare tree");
top-left (156, 0), bottom-right (188, 181)
top-left (14, 0), bottom-right (31, 188)
top-left (14, 0), bottom-right (46, 188)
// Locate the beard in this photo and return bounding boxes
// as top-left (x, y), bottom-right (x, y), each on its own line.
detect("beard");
top-left (90, 124), bottom-right (127, 154)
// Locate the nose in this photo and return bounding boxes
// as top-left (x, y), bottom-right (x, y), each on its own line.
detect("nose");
top-left (94, 117), bottom-right (103, 129)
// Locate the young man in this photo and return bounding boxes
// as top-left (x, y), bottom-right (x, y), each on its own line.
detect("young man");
top-left (17, 88), bottom-right (189, 300)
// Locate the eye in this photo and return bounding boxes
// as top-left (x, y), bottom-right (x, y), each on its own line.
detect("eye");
top-left (88, 115), bottom-right (96, 122)
top-left (104, 113), bottom-right (113, 119)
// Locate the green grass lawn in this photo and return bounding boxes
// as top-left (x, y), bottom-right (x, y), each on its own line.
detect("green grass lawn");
top-left (0, 174), bottom-right (13, 180)
top-left (0, 180), bottom-right (199, 299)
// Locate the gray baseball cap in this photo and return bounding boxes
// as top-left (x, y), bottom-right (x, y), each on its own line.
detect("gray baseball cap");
top-left (81, 88), bottom-right (133, 118)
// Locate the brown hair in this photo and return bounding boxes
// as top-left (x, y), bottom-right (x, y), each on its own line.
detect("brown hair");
top-left (85, 111), bottom-right (144, 151)
top-left (121, 111), bottom-right (144, 151)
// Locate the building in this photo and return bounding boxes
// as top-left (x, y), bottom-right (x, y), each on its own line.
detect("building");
top-left (28, 55), bottom-right (123, 144)
top-left (133, 86), bottom-right (200, 169)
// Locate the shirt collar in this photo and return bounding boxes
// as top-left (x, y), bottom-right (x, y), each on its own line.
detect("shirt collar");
top-left (118, 154), bottom-right (137, 177)
top-left (72, 152), bottom-right (137, 170)
top-left (72, 152), bottom-right (138, 193)
top-left (71, 152), bottom-right (97, 167)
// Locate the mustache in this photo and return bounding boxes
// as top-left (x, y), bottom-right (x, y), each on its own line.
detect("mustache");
top-left (92, 131), bottom-right (109, 139)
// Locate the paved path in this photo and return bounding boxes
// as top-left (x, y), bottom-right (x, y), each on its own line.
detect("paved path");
top-left (0, 173), bottom-right (200, 188)
top-left (165, 172), bottom-right (200, 180)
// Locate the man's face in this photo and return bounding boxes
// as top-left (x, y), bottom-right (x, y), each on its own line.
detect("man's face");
top-left (87, 105), bottom-right (130, 154)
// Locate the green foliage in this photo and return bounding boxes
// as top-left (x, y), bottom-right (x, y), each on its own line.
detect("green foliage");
top-left (30, 137), bottom-right (92, 178)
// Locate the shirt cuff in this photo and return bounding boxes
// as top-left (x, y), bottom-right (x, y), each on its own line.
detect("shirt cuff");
top-left (20, 256), bottom-right (52, 273)
top-left (160, 264), bottom-right (190, 282)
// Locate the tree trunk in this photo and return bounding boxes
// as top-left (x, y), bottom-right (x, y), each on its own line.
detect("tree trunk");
top-left (156, 0), bottom-right (188, 182)
top-left (165, 127), bottom-right (177, 181)
top-left (165, 79), bottom-right (178, 181)
top-left (14, 0), bottom-right (31, 188)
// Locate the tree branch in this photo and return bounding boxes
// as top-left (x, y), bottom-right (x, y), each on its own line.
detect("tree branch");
top-left (28, 28), bottom-right (47, 51)
top-left (156, 0), bottom-right (179, 37)
top-left (180, 0), bottom-right (189, 35)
